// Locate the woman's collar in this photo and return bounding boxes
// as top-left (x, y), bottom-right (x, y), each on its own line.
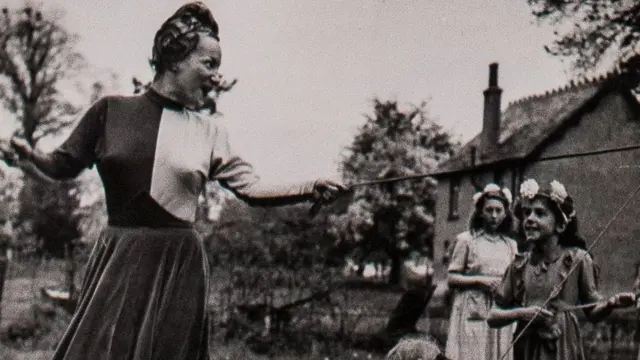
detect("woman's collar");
top-left (145, 87), bottom-right (186, 111)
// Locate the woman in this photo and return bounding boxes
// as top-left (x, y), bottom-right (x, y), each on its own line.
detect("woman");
top-left (487, 179), bottom-right (636, 360)
top-left (2, 3), bottom-right (346, 360)
top-left (445, 183), bottom-right (518, 360)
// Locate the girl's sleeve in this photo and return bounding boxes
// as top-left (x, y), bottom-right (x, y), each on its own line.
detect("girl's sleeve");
top-left (208, 122), bottom-right (315, 206)
top-left (47, 98), bottom-right (107, 179)
top-left (578, 250), bottom-right (603, 304)
top-left (447, 234), bottom-right (470, 273)
top-left (494, 261), bottom-right (518, 308)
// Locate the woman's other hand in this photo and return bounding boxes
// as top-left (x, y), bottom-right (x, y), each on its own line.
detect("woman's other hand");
top-left (10, 137), bottom-right (33, 161)
top-left (0, 139), bottom-right (16, 166)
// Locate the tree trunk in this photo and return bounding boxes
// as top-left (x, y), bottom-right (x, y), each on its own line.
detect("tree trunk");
top-left (388, 252), bottom-right (402, 285)
top-left (0, 251), bottom-right (7, 322)
top-left (65, 243), bottom-right (77, 302)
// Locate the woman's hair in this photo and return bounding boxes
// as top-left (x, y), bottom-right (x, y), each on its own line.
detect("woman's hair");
top-left (150, 2), bottom-right (219, 75)
top-left (468, 186), bottom-right (516, 236)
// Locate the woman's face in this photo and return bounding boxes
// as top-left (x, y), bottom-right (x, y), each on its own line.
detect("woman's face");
top-left (481, 198), bottom-right (506, 232)
top-left (520, 197), bottom-right (563, 243)
top-left (173, 34), bottom-right (221, 106)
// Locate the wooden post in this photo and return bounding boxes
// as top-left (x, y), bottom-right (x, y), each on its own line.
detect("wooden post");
top-left (0, 251), bottom-right (6, 323)
top-left (609, 320), bottom-right (617, 360)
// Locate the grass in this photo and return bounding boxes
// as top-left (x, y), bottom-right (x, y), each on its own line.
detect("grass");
top-left (1, 260), bottom-right (408, 359)
top-left (0, 346), bottom-right (53, 360)
top-left (3, 260), bottom-right (640, 359)
top-left (211, 341), bottom-right (384, 360)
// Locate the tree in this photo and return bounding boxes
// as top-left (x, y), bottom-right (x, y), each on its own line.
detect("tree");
top-left (206, 199), bottom-right (340, 297)
top-left (0, 2), bottom-right (106, 254)
top-left (527, 0), bottom-right (640, 80)
top-left (0, 3), bottom-right (104, 310)
top-left (0, 5), bottom-right (87, 144)
top-left (328, 99), bottom-right (458, 285)
top-left (204, 199), bottom-right (343, 352)
top-left (0, 170), bottom-right (21, 312)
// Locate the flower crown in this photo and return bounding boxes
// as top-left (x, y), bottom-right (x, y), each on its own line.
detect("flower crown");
top-left (473, 183), bottom-right (513, 205)
top-left (519, 179), bottom-right (575, 223)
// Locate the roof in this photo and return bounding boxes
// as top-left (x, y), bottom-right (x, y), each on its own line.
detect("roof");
top-left (434, 70), bottom-right (635, 176)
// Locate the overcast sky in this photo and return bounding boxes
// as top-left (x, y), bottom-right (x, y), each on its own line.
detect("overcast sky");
top-left (1, 0), bottom-right (593, 183)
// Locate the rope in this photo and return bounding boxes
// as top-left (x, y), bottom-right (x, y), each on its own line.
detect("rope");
top-left (309, 173), bottom-right (435, 216)
top-left (498, 181), bottom-right (640, 360)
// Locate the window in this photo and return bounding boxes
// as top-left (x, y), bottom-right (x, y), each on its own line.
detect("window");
top-left (448, 177), bottom-right (461, 220)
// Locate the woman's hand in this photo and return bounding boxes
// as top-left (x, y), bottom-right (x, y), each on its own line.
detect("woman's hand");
top-left (606, 292), bottom-right (637, 309)
top-left (0, 137), bottom-right (31, 166)
top-left (10, 137), bottom-right (33, 160)
top-left (312, 179), bottom-right (348, 204)
top-left (516, 306), bottom-right (555, 324)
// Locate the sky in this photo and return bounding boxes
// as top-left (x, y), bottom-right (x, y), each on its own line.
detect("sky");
top-left (1, 0), bottom-right (588, 184)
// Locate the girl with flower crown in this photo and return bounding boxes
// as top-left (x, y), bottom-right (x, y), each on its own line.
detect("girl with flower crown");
top-left (487, 179), bottom-right (636, 360)
top-left (445, 184), bottom-right (518, 360)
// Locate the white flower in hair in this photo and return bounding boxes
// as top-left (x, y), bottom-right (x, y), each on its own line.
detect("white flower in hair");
top-left (520, 179), bottom-right (539, 199)
top-left (502, 187), bottom-right (513, 204)
top-left (483, 183), bottom-right (501, 193)
top-left (549, 180), bottom-right (568, 204)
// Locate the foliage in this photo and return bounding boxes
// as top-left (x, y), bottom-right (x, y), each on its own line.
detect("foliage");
top-left (206, 198), bottom-right (342, 294)
top-left (203, 198), bottom-right (348, 353)
top-left (14, 178), bottom-right (82, 258)
top-left (327, 99), bottom-right (458, 284)
top-left (527, 0), bottom-right (640, 81)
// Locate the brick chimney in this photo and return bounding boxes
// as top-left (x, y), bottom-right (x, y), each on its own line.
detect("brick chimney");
top-left (481, 63), bottom-right (502, 155)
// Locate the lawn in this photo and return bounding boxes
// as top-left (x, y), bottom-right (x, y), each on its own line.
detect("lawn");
top-left (0, 261), bottom-right (413, 359)
top-left (4, 260), bottom-right (637, 359)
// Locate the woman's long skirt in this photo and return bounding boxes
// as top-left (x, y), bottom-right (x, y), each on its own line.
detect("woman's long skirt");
top-left (51, 226), bottom-right (210, 360)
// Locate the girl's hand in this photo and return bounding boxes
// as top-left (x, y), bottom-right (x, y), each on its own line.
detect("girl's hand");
top-left (517, 306), bottom-right (554, 324)
top-left (476, 276), bottom-right (501, 293)
top-left (606, 292), bottom-right (636, 309)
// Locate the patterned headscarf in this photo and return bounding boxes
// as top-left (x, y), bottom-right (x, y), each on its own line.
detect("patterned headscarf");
top-left (150, 2), bottom-right (219, 73)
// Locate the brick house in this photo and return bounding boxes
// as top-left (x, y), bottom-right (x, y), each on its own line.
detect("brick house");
top-left (431, 63), bottom-right (640, 296)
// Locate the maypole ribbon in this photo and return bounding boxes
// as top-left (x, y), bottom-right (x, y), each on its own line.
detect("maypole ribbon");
top-left (309, 172), bottom-right (436, 216)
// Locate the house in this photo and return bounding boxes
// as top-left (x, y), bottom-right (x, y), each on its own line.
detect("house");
top-left (431, 63), bottom-right (640, 296)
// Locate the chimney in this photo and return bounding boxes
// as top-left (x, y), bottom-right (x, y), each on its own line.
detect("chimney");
top-left (481, 63), bottom-right (502, 155)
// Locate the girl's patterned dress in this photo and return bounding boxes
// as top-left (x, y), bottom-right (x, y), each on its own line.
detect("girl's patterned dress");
top-left (494, 247), bottom-right (603, 360)
top-left (445, 230), bottom-right (518, 360)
